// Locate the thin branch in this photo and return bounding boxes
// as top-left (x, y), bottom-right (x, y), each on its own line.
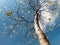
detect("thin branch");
top-left (28, 0), bottom-right (36, 11)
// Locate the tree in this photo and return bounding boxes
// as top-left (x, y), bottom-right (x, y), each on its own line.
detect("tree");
top-left (5, 0), bottom-right (58, 45)
top-left (28, 0), bottom-right (50, 45)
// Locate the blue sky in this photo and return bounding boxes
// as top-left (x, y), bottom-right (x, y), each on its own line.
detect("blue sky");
top-left (0, 0), bottom-right (60, 45)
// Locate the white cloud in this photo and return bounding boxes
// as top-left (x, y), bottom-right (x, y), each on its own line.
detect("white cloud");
top-left (38, 1), bottom-right (57, 32)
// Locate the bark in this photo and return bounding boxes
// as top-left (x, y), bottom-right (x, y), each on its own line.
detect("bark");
top-left (34, 11), bottom-right (50, 45)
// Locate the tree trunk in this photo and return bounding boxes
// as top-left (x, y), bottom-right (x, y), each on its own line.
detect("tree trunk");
top-left (34, 11), bottom-right (50, 45)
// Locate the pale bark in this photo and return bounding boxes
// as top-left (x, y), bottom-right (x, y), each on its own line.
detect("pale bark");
top-left (34, 11), bottom-right (50, 45)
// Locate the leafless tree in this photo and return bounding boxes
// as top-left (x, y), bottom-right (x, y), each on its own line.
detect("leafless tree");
top-left (5, 0), bottom-right (57, 45)
top-left (28, 0), bottom-right (50, 45)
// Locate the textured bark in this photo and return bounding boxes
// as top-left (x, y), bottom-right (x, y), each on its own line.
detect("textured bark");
top-left (34, 11), bottom-right (50, 45)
